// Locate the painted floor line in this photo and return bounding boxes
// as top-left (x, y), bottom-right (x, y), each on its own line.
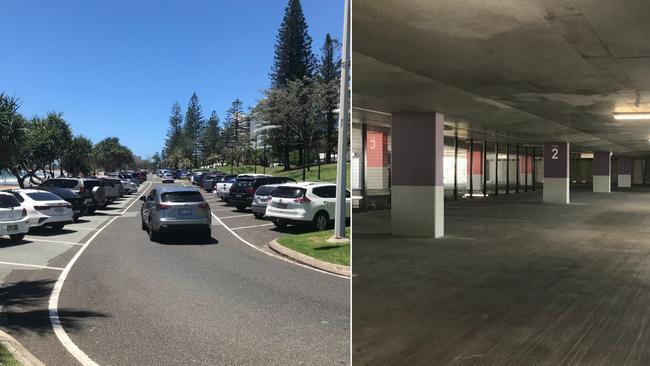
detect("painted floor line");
top-left (24, 237), bottom-right (84, 246)
top-left (211, 212), bottom-right (347, 279)
top-left (49, 181), bottom-right (152, 366)
top-left (219, 214), bottom-right (251, 219)
top-left (231, 223), bottom-right (274, 230)
top-left (0, 261), bottom-right (64, 271)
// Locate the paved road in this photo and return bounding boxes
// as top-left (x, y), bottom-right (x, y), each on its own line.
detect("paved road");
top-left (1, 179), bottom-right (350, 365)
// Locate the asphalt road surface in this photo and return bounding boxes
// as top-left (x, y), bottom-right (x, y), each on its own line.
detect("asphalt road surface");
top-left (0, 178), bottom-right (350, 365)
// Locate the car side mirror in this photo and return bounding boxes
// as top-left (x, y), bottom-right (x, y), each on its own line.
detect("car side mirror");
top-left (140, 196), bottom-right (146, 201)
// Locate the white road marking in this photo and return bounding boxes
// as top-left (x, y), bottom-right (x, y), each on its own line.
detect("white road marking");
top-left (24, 237), bottom-right (84, 246)
top-left (0, 261), bottom-right (64, 271)
top-left (49, 181), bottom-right (152, 366)
top-left (210, 208), bottom-right (233, 212)
top-left (211, 212), bottom-right (347, 279)
top-left (219, 214), bottom-right (251, 219)
top-left (231, 223), bottom-right (274, 231)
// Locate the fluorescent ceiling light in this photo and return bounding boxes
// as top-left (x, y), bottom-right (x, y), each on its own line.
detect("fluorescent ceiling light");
top-left (613, 113), bottom-right (650, 120)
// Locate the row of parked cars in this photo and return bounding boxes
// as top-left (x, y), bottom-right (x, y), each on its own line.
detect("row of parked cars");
top-left (190, 171), bottom-right (351, 231)
top-left (0, 172), bottom-right (146, 242)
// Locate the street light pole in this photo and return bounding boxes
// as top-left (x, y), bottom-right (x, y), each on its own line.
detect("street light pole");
top-left (334, 0), bottom-right (350, 239)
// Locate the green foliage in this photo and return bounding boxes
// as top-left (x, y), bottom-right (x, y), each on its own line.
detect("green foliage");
top-left (62, 135), bottom-right (94, 176)
top-left (200, 111), bottom-right (222, 166)
top-left (271, 0), bottom-right (316, 87)
top-left (0, 93), bottom-right (26, 177)
top-left (318, 33), bottom-right (341, 163)
top-left (222, 98), bottom-right (250, 169)
top-left (93, 137), bottom-right (135, 172)
top-left (164, 101), bottom-right (184, 159)
top-left (183, 92), bottom-right (205, 167)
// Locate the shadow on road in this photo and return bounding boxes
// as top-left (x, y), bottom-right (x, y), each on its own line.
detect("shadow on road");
top-left (0, 238), bottom-right (31, 249)
top-left (27, 228), bottom-right (76, 237)
top-left (0, 280), bottom-right (108, 335)
top-left (153, 234), bottom-right (219, 246)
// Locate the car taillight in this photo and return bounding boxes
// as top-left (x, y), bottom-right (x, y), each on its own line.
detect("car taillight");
top-left (34, 206), bottom-right (50, 211)
top-left (157, 204), bottom-right (171, 210)
top-left (293, 195), bottom-right (311, 204)
top-left (22, 208), bottom-right (27, 217)
top-left (245, 187), bottom-right (255, 194)
top-left (79, 186), bottom-right (85, 194)
top-left (199, 202), bottom-right (210, 209)
top-left (63, 204), bottom-right (72, 208)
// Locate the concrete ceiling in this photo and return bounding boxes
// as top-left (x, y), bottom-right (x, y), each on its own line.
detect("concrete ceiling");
top-left (352, 0), bottom-right (650, 154)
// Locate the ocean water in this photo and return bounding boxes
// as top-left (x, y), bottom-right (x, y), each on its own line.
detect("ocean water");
top-left (0, 171), bottom-right (49, 186)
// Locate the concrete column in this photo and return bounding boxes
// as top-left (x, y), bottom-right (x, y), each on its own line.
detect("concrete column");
top-left (618, 156), bottom-right (631, 188)
top-left (593, 151), bottom-right (611, 192)
top-left (391, 112), bottom-right (444, 238)
top-left (543, 142), bottom-right (570, 204)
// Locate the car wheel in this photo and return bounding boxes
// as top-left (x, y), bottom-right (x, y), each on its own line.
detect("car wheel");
top-left (148, 217), bottom-right (158, 241)
top-left (51, 223), bottom-right (65, 231)
top-left (253, 212), bottom-right (263, 219)
top-left (272, 219), bottom-right (287, 228)
top-left (73, 214), bottom-right (80, 222)
top-left (313, 211), bottom-right (329, 231)
top-left (9, 233), bottom-right (25, 242)
top-left (87, 208), bottom-right (96, 214)
top-left (236, 205), bottom-right (246, 212)
top-left (141, 215), bottom-right (147, 230)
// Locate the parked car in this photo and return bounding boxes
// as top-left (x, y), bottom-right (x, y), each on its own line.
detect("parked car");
top-left (191, 172), bottom-right (204, 185)
top-left (251, 184), bottom-right (281, 218)
top-left (140, 187), bottom-right (211, 241)
top-left (229, 176), bottom-right (296, 211)
top-left (162, 173), bottom-right (174, 184)
top-left (265, 182), bottom-right (351, 231)
top-left (34, 185), bottom-right (86, 221)
top-left (39, 178), bottom-right (106, 214)
top-left (201, 173), bottom-right (225, 192)
top-left (0, 192), bottom-right (29, 241)
top-left (98, 178), bottom-right (120, 205)
top-left (9, 189), bottom-right (74, 231)
top-left (135, 171), bottom-right (147, 183)
top-left (215, 177), bottom-right (237, 202)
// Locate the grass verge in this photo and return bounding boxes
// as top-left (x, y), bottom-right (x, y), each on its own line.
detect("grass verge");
top-left (0, 344), bottom-right (20, 366)
top-left (277, 228), bottom-right (350, 266)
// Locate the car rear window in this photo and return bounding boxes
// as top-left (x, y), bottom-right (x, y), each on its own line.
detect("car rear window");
top-left (26, 192), bottom-right (62, 201)
top-left (84, 180), bottom-right (101, 190)
top-left (0, 194), bottom-right (21, 208)
top-left (273, 187), bottom-right (306, 199)
top-left (160, 191), bottom-right (204, 203)
top-left (49, 179), bottom-right (78, 188)
top-left (236, 179), bottom-right (254, 188)
top-left (256, 186), bottom-right (276, 196)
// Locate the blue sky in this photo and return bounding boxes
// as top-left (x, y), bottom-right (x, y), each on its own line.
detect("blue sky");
top-left (1, 0), bottom-right (343, 158)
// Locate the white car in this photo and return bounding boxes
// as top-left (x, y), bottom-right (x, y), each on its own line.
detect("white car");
top-left (265, 182), bottom-right (351, 231)
top-left (162, 173), bottom-right (174, 184)
top-left (10, 189), bottom-right (74, 230)
top-left (0, 192), bottom-right (29, 241)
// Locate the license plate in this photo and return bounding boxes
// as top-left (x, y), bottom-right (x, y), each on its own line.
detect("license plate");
top-left (54, 207), bottom-right (64, 213)
top-left (178, 208), bottom-right (192, 216)
top-left (7, 224), bottom-right (18, 232)
top-left (276, 203), bottom-right (287, 209)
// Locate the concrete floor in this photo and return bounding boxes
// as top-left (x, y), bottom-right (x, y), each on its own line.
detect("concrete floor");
top-left (353, 186), bottom-right (650, 365)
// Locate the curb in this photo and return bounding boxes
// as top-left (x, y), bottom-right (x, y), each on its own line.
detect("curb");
top-left (269, 239), bottom-right (350, 277)
top-left (0, 329), bottom-right (46, 366)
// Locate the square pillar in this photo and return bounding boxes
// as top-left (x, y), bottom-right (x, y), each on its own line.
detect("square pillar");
top-left (543, 142), bottom-right (570, 204)
top-left (391, 112), bottom-right (444, 237)
top-left (593, 151), bottom-right (611, 192)
top-left (617, 156), bottom-right (631, 188)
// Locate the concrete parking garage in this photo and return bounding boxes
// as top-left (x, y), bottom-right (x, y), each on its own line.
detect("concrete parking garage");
top-left (352, 0), bottom-right (650, 364)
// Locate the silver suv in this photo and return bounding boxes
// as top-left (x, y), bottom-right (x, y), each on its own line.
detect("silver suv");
top-left (140, 187), bottom-right (211, 241)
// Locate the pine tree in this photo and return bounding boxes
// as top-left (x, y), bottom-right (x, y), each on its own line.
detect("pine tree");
top-left (270, 0), bottom-right (316, 87)
top-left (201, 111), bottom-right (221, 166)
top-left (318, 33), bottom-right (341, 164)
top-left (224, 99), bottom-right (247, 171)
top-left (183, 92), bottom-right (204, 167)
top-left (164, 102), bottom-right (184, 161)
